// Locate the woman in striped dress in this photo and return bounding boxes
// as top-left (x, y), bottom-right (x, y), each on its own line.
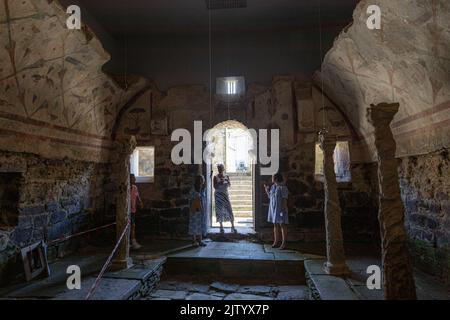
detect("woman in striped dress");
top-left (214, 164), bottom-right (237, 233)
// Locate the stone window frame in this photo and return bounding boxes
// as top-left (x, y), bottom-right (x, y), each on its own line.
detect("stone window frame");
top-left (130, 146), bottom-right (155, 184)
top-left (314, 140), bottom-right (352, 184)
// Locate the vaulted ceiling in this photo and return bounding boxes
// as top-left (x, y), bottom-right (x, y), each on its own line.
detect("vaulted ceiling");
top-left (57, 0), bottom-right (360, 89)
top-left (67, 0), bottom-right (359, 36)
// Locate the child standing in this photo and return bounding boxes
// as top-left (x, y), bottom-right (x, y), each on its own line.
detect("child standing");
top-left (264, 173), bottom-right (289, 250)
top-left (189, 175), bottom-right (208, 247)
top-left (130, 174), bottom-right (143, 250)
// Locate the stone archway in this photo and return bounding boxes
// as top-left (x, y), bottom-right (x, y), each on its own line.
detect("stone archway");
top-left (205, 120), bottom-right (257, 233)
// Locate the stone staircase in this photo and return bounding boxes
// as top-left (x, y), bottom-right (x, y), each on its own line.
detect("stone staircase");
top-left (228, 173), bottom-right (253, 218)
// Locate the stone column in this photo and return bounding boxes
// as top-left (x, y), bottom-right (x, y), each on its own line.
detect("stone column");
top-left (319, 133), bottom-right (350, 276)
top-left (110, 136), bottom-right (136, 271)
top-left (367, 103), bottom-right (416, 300)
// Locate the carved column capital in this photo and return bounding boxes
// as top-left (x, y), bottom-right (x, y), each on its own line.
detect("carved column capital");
top-left (367, 103), bottom-right (400, 161)
top-left (319, 133), bottom-right (337, 154)
top-left (367, 102), bottom-right (399, 126)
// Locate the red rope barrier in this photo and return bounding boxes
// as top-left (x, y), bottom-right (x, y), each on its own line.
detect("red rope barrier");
top-left (48, 222), bottom-right (116, 245)
top-left (85, 220), bottom-right (131, 300)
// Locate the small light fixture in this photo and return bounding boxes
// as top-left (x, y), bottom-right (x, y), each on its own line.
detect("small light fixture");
top-left (216, 76), bottom-right (245, 95)
top-left (226, 80), bottom-right (237, 95)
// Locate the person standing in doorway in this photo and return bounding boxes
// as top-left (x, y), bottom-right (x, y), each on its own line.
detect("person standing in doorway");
top-left (130, 174), bottom-right (143, 250)
top-left (265, 173), bottom-right (289, 250)
top-left (189, 175), bottom-right (208, 247)
top-left (214, 164), bottom-right (237, 233)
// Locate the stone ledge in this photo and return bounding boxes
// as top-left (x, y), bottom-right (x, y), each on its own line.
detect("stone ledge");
top-left (304, 259), bottom-right (359, 300)
top-left (1, 254), bottom-right (165, 300)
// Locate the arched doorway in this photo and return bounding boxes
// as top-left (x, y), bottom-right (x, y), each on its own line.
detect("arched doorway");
top-left (205, 120), bottom-right (256, 232)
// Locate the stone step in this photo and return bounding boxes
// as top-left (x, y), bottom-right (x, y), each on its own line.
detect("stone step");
top-left (230, 201), bottom-right (252, 206)
top-left (230, 199), bottom-right (252, 204)
top-left (229, 193), bottom-right (252, 198)
top-left (228, 174), bottom-right (252, 178)
top-left (229, 179), bottom-right (253, 184)
top-left (232, 206), bottom-right (253, 210)
top-left (229, 185), bottom-right (252, 189)
top-left (229, 185), bottom-right (253, 190)
top-left (231, 205), bottom-right (253, 211)
top-left (228, 187), bottom-right (253, 192)
top-left (233, 212), bottom-right (253, 218)
top-left (166, 252), bottom-right (305, 284)
top-left (229, 199), bottom-right (253, 204)
top-left (304, 260), bottom-right (359, 300)
top-left (229, 195), bottom-right (253, 199)
top-left (2, 253), bottom-right (165, 301)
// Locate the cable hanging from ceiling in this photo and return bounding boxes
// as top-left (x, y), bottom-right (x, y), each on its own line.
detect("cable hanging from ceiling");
top-left (208, 0), bottom-right (214, 127)
top-left (318, 0), bottom-right (328, 137)
top-left (123, 4), bottom-right (129, 91)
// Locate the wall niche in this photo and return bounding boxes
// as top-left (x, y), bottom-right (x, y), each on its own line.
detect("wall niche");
top-left (0, 173), bottom-right (23, 230)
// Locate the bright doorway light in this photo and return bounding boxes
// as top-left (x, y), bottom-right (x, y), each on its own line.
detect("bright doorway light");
top-left (130, 146), bottom-right (155, 183)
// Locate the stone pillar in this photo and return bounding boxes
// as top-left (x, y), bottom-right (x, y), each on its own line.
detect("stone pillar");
top-left (319, 133), bottom-right (350, 276)
top-left (110, 136), bottom-right (136, 271)
top-left (367, 103), bottom-right (416, 300)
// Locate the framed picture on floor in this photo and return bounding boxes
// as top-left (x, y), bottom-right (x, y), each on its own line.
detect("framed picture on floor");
top-left (21, 240), bottom-right (50, 282)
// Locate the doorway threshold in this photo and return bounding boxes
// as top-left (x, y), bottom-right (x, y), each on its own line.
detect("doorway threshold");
top-left (208, 227), bottom-right (256, 235)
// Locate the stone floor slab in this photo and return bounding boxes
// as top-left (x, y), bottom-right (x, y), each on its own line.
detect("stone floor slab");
top-left (308, 275), bottom-right (358, 300)
top-left (104, 259), bottom-right (164, 281)
top-left (304, 259), bottom-right (328, 275)
top-left (263, 244), bottom-right (297, 253)
top-left (150, 289), bottom-right (188, 300)
top-left (351, 285), bottom-right (384, 300)
top-left (224, 293), bottom-right (273, 300)
top-left (273, 252), bottom-right (304, 261)
top-left (57, 277), bottom-right (141, 300)
top-left (210, 282), bottom-right (240, 293)
top-left (276, 286), bottom-right (310, 300)
top-left (160, 281), bottom-right (210, 293)
top-left (237, 285), bottom-right (273, 296)
top-left (186, 293), bottom-right (223, 300)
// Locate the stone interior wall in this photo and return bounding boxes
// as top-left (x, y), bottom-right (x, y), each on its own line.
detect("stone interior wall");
top-left (0, 0), bottom-right (147, 163)
top-left (0, 0), bottom-right (144, 286)
top-left (115, 78), bottom-right (378, 242)
top-left (0, 150), bottom-right (112, 286)
top-left (319, 0), bottom-right (450, 283)
top-left (399, 149), bottom-right (450, 284)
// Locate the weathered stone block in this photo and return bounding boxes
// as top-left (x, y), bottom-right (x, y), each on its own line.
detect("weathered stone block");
top-left (33, 214), bottom-right (49, 228)
top-left (11, 227), bottom-right (33, 245)
top-left (341, 191), bottom-right (370, 208)
top-left (48, 220), bottom-right (72, 241)
top-left (159, 208), bottom-right (182, 219)
top-left (154, 168), bottom-right (171, 176)
top-left (31, 227), bottom-right (47, 242)
top-left (50, 210), bottom-right (67, 224)
top-left (286, 179), bottom-right (308, 195)
top-left (294, 194), bottom-right (315, 209)
top-left (45, 202), bottom-right (59, 214)
top-left (163, 188), bottom-right (181, 199)
top-left (151, 200), bottom-right (172, 209)
top-left (174, 199), bottom-right (189, 206)
top-left (20, 205), bottom-right (45, 216)
top-left (17, 215), bottom-right (33, 228)
top-left (409, 214), bottom-right (439, 230)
